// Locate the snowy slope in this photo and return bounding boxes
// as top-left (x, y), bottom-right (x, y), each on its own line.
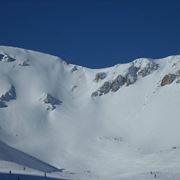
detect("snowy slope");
top-left (0, 140), bottom-right (59, 172)
top-left (0, 46), bottom-right (180, 179)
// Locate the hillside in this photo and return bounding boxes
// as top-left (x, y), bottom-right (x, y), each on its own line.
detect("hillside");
top-left (0, 46), bottom-right (180, 179)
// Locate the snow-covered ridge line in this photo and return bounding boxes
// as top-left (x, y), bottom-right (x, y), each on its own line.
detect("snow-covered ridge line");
top-left (1, 45), bottom-right (180, 69)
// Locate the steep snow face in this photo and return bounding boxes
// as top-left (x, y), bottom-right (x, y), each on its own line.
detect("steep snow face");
top-left (0, 46), bottom-right (180, 179)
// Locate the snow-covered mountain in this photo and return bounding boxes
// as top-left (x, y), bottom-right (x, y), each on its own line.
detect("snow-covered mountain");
top-left (0, 46), bottom-right (180, 179)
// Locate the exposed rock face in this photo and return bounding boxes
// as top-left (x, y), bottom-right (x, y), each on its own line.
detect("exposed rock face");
top-left (0, 54), bottom-right (4, 60)
top-left (161, 74), bottom-right (176, 86)
top-left (92, 75), bottom-right (125, 96)
top-left (0, 54), bottom-right (16, 62)
top-left (111, 75), bottom-right (126, 92)
top-left (125, 65), bottom-right (139, 86)
top-left (71, 66), bottom-right (78, 72)
top-left (94, 72), bottom-right (107, 82)
top-left (92, 61), bottom-right (159, 97)
top-left (0, 85), bottom-right (16, 108)
top-left (42, 93), bottom-right (62, 110)
top-left (92, 81), bottom-right (111, 97)
top-left (99, 81), bottom-right (111, 95)
top-left (138, 62), bottom-right (159, 77)
top-left (0, 85), bottom-right (16, 102)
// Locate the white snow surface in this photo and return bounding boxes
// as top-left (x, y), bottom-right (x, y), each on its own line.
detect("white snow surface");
top-left (0, 46), bottom-right (180, 179)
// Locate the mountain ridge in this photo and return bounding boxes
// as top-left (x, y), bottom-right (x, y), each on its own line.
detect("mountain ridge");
top-left (0, 46), bottom-right (180, 179)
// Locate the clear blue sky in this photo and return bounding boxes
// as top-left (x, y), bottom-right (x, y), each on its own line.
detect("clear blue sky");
top-left (0, 0), bottom-right (180, 68)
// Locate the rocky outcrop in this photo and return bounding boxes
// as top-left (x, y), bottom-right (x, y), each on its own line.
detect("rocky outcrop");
top-left (0, 85), bottom-right (16, 108)
top-left (111, 75), bottom-right (126, 92)
top-left (41, 93), bottom-right (62, 110)
top-left (0, 54), bottom-right (4, 60)
top-left (160, 69), bottom-right (180, 86)
top-left (161, 74), bottom-right (176, 86)
top-left (138, 62), bottom-right (159, 77)
top-left (92, 75), bottom-right (126, 96)
top-left (92, 60), bottom-right (159, 97)
top-left (92, 81), bottom-right (111, 97)
top-left (92, 65), bottom-right (140, 97)
top-left (0, 85), bottom-right (16, 102)
top-left (0, 54), bottom-right (16, 62)
top-left (125, 65), bottom-right (139, 86)
top-left (94, 72), bottom-right (107, 82)
top-left (71, 66), bottom-right (78, 72)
